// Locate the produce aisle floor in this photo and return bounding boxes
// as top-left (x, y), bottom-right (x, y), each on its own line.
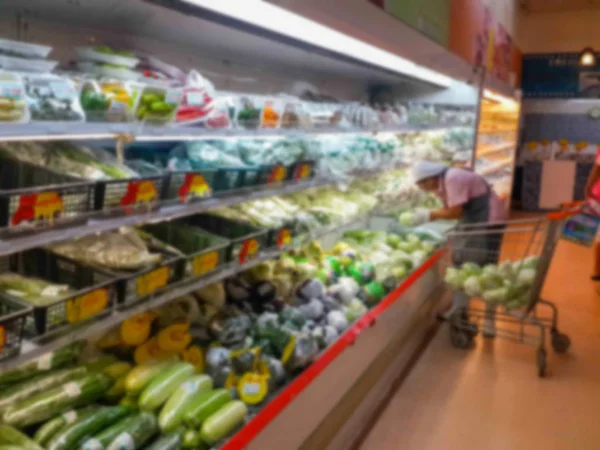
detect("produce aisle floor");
top-left (358, 238), bottom-right (600, 450)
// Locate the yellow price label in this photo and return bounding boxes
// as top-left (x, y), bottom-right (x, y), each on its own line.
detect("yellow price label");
top-left (136, 266), bottom-right (169, 297)
top-left (66, 289), bottom-right (109, 323)
top-left (193, 251), bottom-right (219, 276)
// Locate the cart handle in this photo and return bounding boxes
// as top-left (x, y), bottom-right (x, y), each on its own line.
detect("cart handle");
top-left (547, 201), bottom-right (584, 221)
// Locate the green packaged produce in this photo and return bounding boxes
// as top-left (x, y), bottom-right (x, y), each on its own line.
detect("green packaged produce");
top-left (33, 406), bottom-right (100, 447)
top-left (0, 424), bottom-right (43, 450)
top-left (158, 374), bottom-right (213, 432)
top-left (139, 362), bottom-right (195, 411)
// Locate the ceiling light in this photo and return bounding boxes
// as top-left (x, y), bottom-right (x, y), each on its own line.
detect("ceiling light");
top-left (180, 0), bottom-right (452, 88)
top-left (483, 89), bottom-right (519, 108)
top-left (580, 47), bottom-right (596, 67)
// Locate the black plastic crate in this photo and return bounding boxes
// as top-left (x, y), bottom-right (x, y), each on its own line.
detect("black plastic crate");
top-left (94, 175), bottom-right (169, 216)
top-left (142, 221), bottom-right (230, 279)
top-left (213, 167), bottom-right (258, 192)
top-left (186, 214), bottom-right (269, 264)
top-left (257, 164), bottom-right (288, 185)
top-left (0, 297), bottom-right (30, 360)
top-left (287, 160), bottom-right (317, 181)
top-left (0, 249), bottom-right (118, 337)
top-left (0, 158), bottom-right (95, 236)
top-left (166, 170), bottom-right (217, 203)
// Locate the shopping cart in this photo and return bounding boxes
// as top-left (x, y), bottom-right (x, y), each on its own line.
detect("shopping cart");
top-left (444, 212), bottom-right (575, 377)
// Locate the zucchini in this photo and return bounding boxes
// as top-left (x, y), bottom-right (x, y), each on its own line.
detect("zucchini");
top-left (119, 395), bottom-right (139, 409)
top-left (0, 424), bottom-right (43, 450)
top-left (0, 446), bottom-right (35, 450)
top-left (33, 406), bottom-right (99, 446)
top-left (182, 429), bottom-right (202, 448)
top-left (145, 430), bottom-right (184, 450)
top-left (159, 374), bottom-right (212, 432)
top-left (83, 412), bottom-right (156, 450)
top-left (139, 363), bottom-right (195, 411)
top-left (105, 376), bottom-right (127, 402)
top-left (83, 355), bottom-right (119, 373)
top-left (200, 401), bottom-right (248, 444)
top-left (105, 412), bottom-right (158, 450)
top-left (184, 389), bottom-right (232, 428)
top-left (103, 362), bottom-right (132, 379)
top-left (0, 342), bottom-right (84, 386)
top-left (125, 361), bottom-right (173, 395)
top-left (2, 373), bottom-right (114, 428)
top-left (0, 366), bottom-right (88, 414)
top-left (47, 406), bottom-right (132, 450)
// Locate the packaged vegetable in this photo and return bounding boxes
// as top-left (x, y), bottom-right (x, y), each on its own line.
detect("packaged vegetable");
top-left (78, 79), bottom-right (136, 122)
top-left (236, 95), bottom-right (261, 129)
top-left (0, 72), bottom-right (29, 123)
top-left (175, 70), bottom-right (216, 125)
top-left (135, 83), bottom-right (182, 124)
top-left (23, 74), bottom-right (85, 122)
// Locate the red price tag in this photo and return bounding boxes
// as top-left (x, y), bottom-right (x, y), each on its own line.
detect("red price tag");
top-left (239, 239), bottom-right (259, 264)
top-left (294, 163), bottom-right (311, 180)
top-left (267, 165), bottom-right (287, 183)
top-left (277, 229), bottom-right (291, 248)
top-left (11, 191), bottom-right (64, 227)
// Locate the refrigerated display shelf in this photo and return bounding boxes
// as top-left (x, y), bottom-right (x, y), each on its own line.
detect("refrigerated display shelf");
top-left (0, 177), bottom-right (333, 257)
top-left (0, 215), bottom-right (370, 371)
top-left (0, 122), bottom-right (471, 142)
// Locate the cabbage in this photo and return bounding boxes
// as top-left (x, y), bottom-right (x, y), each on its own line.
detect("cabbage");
top-left (393, 265), bottom-right (408, 279)
top-left (421, 241), bottom-right (435, 254)
top-left (461, 262), bottom-right (481, 276)
top-left (398, 241), bottom-right (419, 253)
top-left (497, 261), bottom-right (514, 279)
top-left (522, 255), bottom-right (539, 270)
top-left (411, 250), bottom-right (427, 267)
top-left (444, 268), bottom-right (466, 290)
top-left (479, 273), bottom-right (503, 290)
top-left (482, 264), bottom-right (499, 277)
top-left (463, 276), bottom-right (482, 297)
top-left (483, 287), bottom-right (508, 304)
top-left (399, 212), bottom-right (414, 226)
top-left (345, 298), bottom-right (368, 322)
top-left (516, 268), bottom-right (536, 287)
top-left (406, 234), bottom-right (421, 246)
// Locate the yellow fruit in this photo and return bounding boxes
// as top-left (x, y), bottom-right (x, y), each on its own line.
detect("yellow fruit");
top-left (120, 312), bottom-right (156, 346)
top-left (181, 345), bottom-right (205, 372)
top-left (104, 361), bottom-right (133, 379)
top-left (157, 323), bottom-right (192, 352)
top-left (134, 338), bottom-right (172, 365)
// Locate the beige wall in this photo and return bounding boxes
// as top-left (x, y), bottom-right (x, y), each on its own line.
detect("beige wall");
top-left (517, 9), bottom-right (600, 53)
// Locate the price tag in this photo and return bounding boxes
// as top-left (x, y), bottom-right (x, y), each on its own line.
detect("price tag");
top-left (178, 173), bottom-right (212, 203)
top-left (186, 91), bottom-right (206, 106)
top-left (276, 228), bottom-right (291, 249)
top-left (239, 238), bottom-right (259, 264)
top-left (37, 352), bottom-right (52, 370)
top-left (294, 163), bottom-right (312, 180)
top-left (243, 382), bottom-right (261, 396)
top-left (66, 289), bottom-right (109, 324)
top-left (62, 410), bottom-right (78, 424)
top-left (0, 326), bottom-right (5, 354)
top-left (112, 433), bottom-right (134, 450)
top-left (50, 81), bottom-right (76, 100)
top-left (267, 165), bottom-right (287, 183)
top-left (193, 251), bottom-right (219, 276)
top-left (165, 88), bottom-right (183, 105)
top-left (0, 83), bottom-right (24, 100)
top-left (136, 266), bottom-right (169, 296)
top-left (82, 439), bottom-right (103, 450)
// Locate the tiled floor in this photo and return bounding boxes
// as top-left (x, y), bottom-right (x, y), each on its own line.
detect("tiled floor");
top-left (359, 238), bottom-right (600, 450)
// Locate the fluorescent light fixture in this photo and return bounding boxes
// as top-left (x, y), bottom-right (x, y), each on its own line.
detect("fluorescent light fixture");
top-left (580, 47), bottom-right (596, 67)
top-left (0, 133), bottom-right (114, 142)
top-left (483, 89), bottom-right (518, 109)
top-left (180, 0), bottom-right (453, 88)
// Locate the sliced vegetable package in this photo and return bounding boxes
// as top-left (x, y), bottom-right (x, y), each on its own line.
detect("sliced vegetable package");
top-left (235, 95), bottom-right (261, 129)
top-left (0, 71), bottom-right (29, 123)
top-left (23, 73), bottom-right (85, 122)
top-left (259, 97), bottom-right (283, 129)
top-left (78, 78), bottom-right (137, 122)
top-left (175, 70), bottom-right (216, 125)
top-left (134, 81), bottom-right (182, 125)
top-left (205, 94), bottom-right (234, 129)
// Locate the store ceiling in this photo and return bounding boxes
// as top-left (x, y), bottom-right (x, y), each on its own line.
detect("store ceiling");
top-left (522, 0), bottom-right (600, 13)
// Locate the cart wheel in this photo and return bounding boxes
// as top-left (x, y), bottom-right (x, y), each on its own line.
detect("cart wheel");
top-left (536, 348), bottom-right (547, 377)
top-left (551, 331), bottom-right (571, 353)
top-left (450, 326), bottom-right (472, 349)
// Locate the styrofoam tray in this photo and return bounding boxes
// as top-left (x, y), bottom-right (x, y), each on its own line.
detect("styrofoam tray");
top-left (0, 55), bottom-right (58, 73)
top-left (0, 39), bottom-right (52, 58)
top-left (76, 47), bottom-right (139, 68)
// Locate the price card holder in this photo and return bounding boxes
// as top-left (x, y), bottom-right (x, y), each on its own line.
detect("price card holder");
top-left (239, 238), bottom-right (260, 264)
top-left (65, 288), bottom-right (109, 323)
top-left (193, 251), bottom-right (219, 276)
top-left (294, 163), bottom-right (312, 180)
top-left (0, 325), bottom-right (5, 353)
top-left (136, 266), bottom-right (169, 297)
top-left (276, 228), bottom-right (292, 249)
top-left (267, 165), bottom-right (287, 184)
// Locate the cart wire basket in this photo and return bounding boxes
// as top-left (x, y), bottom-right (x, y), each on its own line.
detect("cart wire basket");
top-left (444, 213), bottom-right (572, 377)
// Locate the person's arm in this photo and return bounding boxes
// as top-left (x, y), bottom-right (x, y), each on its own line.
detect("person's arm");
top-left (430, 204), bottom-right (464, 220)
top-left (586, 164), bottom-right (600, 198)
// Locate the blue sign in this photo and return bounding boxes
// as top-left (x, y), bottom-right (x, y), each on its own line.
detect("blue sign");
top-left (522, 53), bottom-right (600, 99)
top-left (562, 213), bottom-right (600, 247)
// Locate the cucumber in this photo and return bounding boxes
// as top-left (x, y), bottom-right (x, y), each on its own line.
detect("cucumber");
top-left (105, 376), bottom-right (127, 402)
top-left (33, 406), bottom-right (100, 446)
top-left (83, 355), bottom-right (119, 373)
top-left (159, 374), bottom-right (212, 432)
top-left (200, 401), bottom-right (248, 445)
top-left (184, 389), bottom-right (232, 428)
top-left (83, 412), bottom-right (156, 450)
top-left (182, 429), bottom-right (202, 448)
top-left (0, 366), bottom-right (88, 414)
top-left (0, 424), bottom-right (43, 450)
top-left (2, 373), bottom-right (114, 428)
top-left (145, 430), bottom-right (184, 450)
top-left (103, 362), bottom-right (132, 379)
top-left (119, 395), bottom-right (139, 409)
top-left (105, 412), bottom-right (158, 450)
top-left (47, 406), bottom-right (132, 450)
top-left (125, 361), bottom-right (173, 395)
top-left (0, 446), bottom-right (34, 450)
top-left (139, 363), bottom-right (195, 411)
top-left (0, 342), bottom-right (84, 386)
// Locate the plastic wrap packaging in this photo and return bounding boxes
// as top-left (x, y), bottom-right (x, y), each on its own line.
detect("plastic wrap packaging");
top-left (175, 70), bottom-right (216, 125)
top-left (49, 227), bottom-right (162, 271)
top-left (23, 73), bottom-right (85, 122)
top-left (78, 78), bottom-right (137, 122)
top-left (0, 71), bottom-right (29, 123)
top-left (236, 95), bottom-right (261, 129)
top-left (134, 81), bottom-right (183, 125)
top-left (167, 141), bottom-right (247, 171)
top-left (259, 98), bottom-right (282, 129)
